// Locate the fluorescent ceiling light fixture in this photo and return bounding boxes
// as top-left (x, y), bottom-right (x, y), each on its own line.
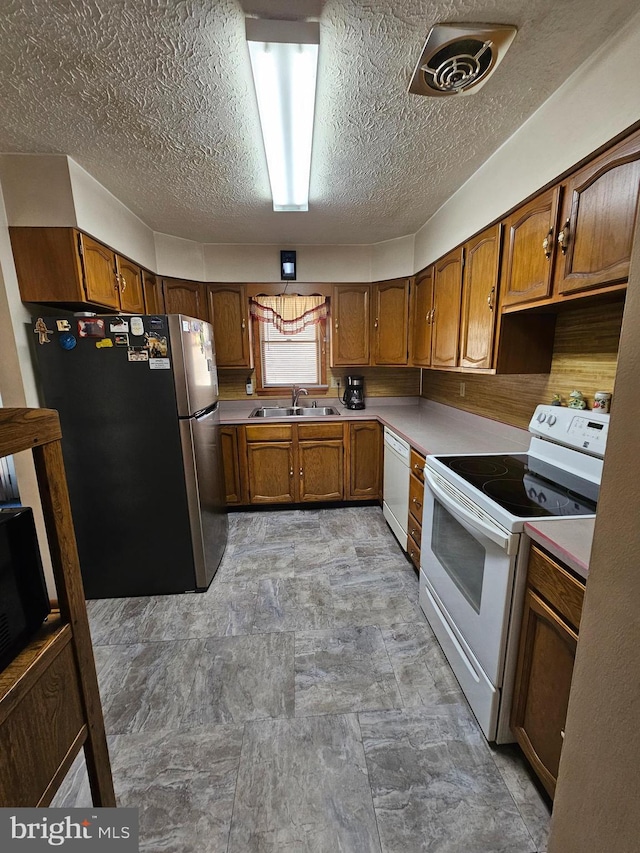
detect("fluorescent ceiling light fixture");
top-left (246, 19), bottom-right (319, 212)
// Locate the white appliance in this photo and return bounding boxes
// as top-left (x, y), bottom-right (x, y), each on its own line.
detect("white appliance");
top-left (383, 427), bottom-right (411, 549)
top-left (419, 404), bottom-right (609, 742)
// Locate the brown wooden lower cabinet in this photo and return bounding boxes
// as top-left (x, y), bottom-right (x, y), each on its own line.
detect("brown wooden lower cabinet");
top-left (220, 425), bottom-right (247, 505)
top-left (511, 544), bottom-right (585, 799)
top-left (298, 439), bottom-right (344, 501)
top-left (347, 420), bottom-right (382, 500)
top-left (221, 420), bottom-right (381, 506)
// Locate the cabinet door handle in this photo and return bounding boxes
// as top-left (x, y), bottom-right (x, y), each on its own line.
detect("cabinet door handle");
top-left (335, 321), bottom-right (339, 331)
top-left (114, 273), bottom-right (120, 291)
top-left (560, 730), bottom-right (565, 740)
top-left (289, 468), bottom-right (294, 477)
top-left (487, 287), bottom-right (495, 311)
top-left (119, 273), bottom-right (127, 293)
top-left (542, 228), bottom-right (554, 259)
top-left (558, 220), bottom-right (571, 255)
top-left (411, 528), bottom-right (418, 537)
top-left (430, 307), bottom-right (435, 323)
top-left (412, 497), bottom-right (422, 509)
top-left (413, 464), bottom-right (423, 473)
top-left (299, 467), bottom-right (303, 477)
top-left (374, 319), bottom-right (378, 329)
top-left (241, 318), bottom-right (246, 330)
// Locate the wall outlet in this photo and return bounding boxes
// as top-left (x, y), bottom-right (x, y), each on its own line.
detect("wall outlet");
top-left (329, 376), bottom-right (340, 388)
top-left (459, 382), bottom-right (466, 397)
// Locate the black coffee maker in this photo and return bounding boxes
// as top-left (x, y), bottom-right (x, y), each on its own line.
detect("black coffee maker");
top-left (342, 375), bottom-right (365, 409)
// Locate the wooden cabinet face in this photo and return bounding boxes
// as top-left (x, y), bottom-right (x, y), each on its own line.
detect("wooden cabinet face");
top-left (116, 256), bottom-right (145, 314)
top-left (221, 426), bottom-right (247, 505)
top-left (459, 225), bottom-right (501, 370)
top-left (511, 588), bottom-right (578, 798)
top-left (409, 267), bottom-right (434, 367)
top-left (142, 271), bottom-right (164, 314)
top-left (207, 285), bottom-right (251, 367)
top-left (372, 279), bottom-right (409, 365)
top-left (511, 546), bottom-right (585, 799)
top-left (555, 132), bottom-right (640, 295)
top-left (80, 234), bottom-right (120, 309)
top-left (431, 247), bottom-right (463, 368)
top-left (298, 440), bottom-right (344, 501)
top-left (331, 285), bottom-right (370, 366)
top-left (246, 441), bottom-right (295, 503)
top-left (163, 280), bottom-right (208, 322)
top-left (500, 187), bottom-right (561, 308)
top-left (348, 421), bottom-right (381, 499)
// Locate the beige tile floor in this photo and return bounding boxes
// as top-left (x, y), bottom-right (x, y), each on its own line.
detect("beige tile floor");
top-left (54, 506), bottom-right (551, 853)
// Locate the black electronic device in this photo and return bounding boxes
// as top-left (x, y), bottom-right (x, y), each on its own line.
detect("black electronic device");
top-left (342, 375), bottom-right (365, 410)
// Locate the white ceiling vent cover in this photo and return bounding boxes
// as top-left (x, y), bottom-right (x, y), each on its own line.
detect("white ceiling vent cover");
top-left (409, 23), bottom-right (517, 97)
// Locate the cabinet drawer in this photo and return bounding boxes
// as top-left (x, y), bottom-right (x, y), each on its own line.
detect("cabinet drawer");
top-left (407, 514), bottom-right (422, 550)
top-left (410, 448), bottom-right (425, 483)
top-left (245, 424), bottom-right (293, 442)
top-left (407, 534), bottom-right (421, 570)
top-left (409, 473), bottom-right (425, 524)
top-left (297, 422), bottom-right (344, 441)
top-left (528, 545), bottom-right (585, 630)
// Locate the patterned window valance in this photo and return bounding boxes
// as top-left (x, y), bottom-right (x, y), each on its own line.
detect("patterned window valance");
top-left (249, 295), bottom-right (328, 334)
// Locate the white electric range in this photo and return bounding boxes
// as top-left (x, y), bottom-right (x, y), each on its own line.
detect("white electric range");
top-left (419, 404), bottom-right (609, 742)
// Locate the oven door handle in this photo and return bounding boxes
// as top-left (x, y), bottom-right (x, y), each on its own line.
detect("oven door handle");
top-left (424, 469), bottom-right (516, 554)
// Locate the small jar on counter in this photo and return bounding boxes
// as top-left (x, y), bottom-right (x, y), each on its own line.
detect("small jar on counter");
top-left (593, 391), bottom-right (612, 413)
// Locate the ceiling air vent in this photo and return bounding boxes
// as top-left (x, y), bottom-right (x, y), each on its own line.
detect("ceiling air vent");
top-left (408, 23), bottom-right (517, 97)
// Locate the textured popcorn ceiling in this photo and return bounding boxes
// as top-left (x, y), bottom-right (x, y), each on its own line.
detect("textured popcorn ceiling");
top-left (0, 0), bottom-right (637, 245)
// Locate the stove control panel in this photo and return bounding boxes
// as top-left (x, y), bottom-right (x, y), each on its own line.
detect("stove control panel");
top-left (529, 405), bottom-right (609, 456)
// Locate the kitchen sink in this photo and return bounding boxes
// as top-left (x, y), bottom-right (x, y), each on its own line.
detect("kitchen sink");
top-left (249, 406), bottom-right (340, 418)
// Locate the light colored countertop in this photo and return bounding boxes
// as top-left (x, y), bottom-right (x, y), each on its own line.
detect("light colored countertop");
top-left (220, 396), bottom-right (593, 575)
top-left (524, 518), bottom-right (594, 581)
top-left (219, 397), bottom-right (531, 456)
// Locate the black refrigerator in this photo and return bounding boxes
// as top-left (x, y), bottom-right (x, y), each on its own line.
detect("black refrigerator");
top-left (31, 313), bottom-right (228, 599)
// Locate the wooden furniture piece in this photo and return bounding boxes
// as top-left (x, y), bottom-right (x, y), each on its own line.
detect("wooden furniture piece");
top-left (10, 228), bottom-right (146, 313)
top-left (161, 278), bottom-right (208, 322)
top-left (347, 420), bottom-right (381, 500)
top-left (407, 447), bottom-right (425, 570)
top-left (330, 285), bottom-right (371, 366)
top-left (459, 224), bottom-right (502, 371)
top-left (222, 419), bottom-right (382, 506)
top-left (431, 247), bottom-right (464, 369)
top-left (206, 284), bottom-right (252, 368)
top-left (409, 266), bottom-right (434, 367)
top-left (0, 408), bottom-right (115, 807)
top-left (371, 278), bottom-right (410, 365)
top-left (511, 544), bottom-right (585, 799)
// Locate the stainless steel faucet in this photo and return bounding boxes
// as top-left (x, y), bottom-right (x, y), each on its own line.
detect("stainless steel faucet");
top-left (291, 385), bottom-right (309, 407)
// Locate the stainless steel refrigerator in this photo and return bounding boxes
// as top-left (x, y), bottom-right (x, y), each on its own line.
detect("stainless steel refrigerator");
top-left (31, 313), bottom-right (228, 598)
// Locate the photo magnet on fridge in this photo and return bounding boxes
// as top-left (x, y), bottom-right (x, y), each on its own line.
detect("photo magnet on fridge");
top-left (127, 348), bottom-right (149, 362)
top-left (144, 332), bottom-right (168, 358)
top-left (56, 319), bottom-right (71, 332)
top-left (78, 318), bottom-right (105, 338)
top-left (110, 319), bottom-right (129, 333)
top-left (114, 333), bottom-right (130, 346)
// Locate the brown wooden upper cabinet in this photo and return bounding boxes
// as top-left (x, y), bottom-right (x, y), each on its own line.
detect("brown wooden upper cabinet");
top-left (115, 253), bottom-right (145, 314)
top-left (371, 278), bottom-right (409, 365)
top-left (161, 278), bottom-right (208, 322)
top-left (431, 247), bottom-right (464, 369)
top-left (500, 187), bottom-right (562, 309)
top-left (206, 284), bottom-right (252, 368)
top-left (409, 266), bottom-right (434, 367)
top-left (331, 284), bottom-right (370, 366)
top-left (554, 131), bottom-right (640, 295)
top-left (459, 224), bottom-right (501, 370)
top-left (142, 270), bottom-right (164, 314)
top-left (10, 227), bottom-right (145, 312)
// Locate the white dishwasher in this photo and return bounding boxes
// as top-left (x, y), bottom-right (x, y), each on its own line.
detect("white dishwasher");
top-left (382, 427), bottom-right (410, 550)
